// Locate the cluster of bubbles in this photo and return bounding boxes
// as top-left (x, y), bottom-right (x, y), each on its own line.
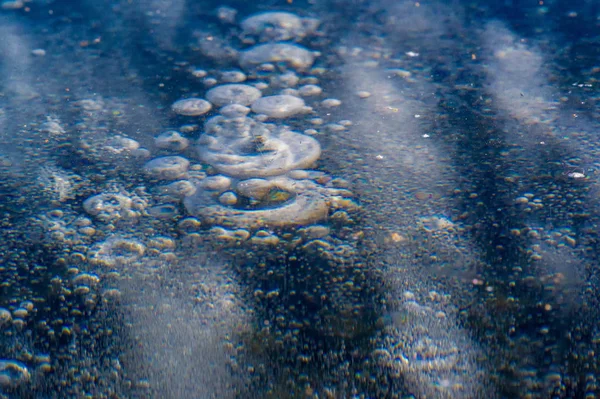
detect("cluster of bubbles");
top-left (0, 6), bottom-right (369, 398)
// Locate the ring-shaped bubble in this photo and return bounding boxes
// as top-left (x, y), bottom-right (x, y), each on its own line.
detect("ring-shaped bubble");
top-left (239, 43), bottom-right (315, 72)
top-left (241, 12), bottom-right (305, 42)
top-left (143, 156), bottom-right (190, 180)
top-left (88, 237), bottom-right (145, 268)
top-left (198, 128), bottom-right (320, 178)
top-left (184, 176), bottom-right (329, 230)
top-left (171, 98), bottom-right (212, 116)
top-left (83, 193), bottom-right (134, 222)
top-left (251, 95), bottom-right (306, 118)
top-left (206, 84), bottom-right (262, 107)
top-left (155, 130), bottom-right (189, 151)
